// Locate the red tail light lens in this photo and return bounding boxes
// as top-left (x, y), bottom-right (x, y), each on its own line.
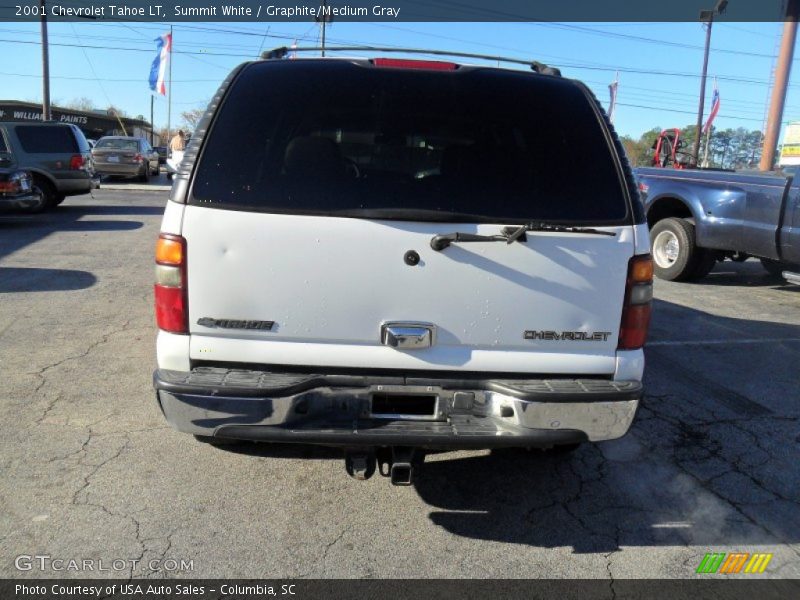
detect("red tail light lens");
top-left (69, 154), bottom-right (84, 170)
top-left (372, 58), bottom-right (458, 71)
top-left (618, 255), bottom-right (653, 350)
top-left (134, 153), bottom-right (144, 163)
top-left (155, 234), bottom-right (188, 334)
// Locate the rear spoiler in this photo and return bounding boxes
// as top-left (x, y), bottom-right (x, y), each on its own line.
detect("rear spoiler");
top-left (260, 45), bottom-right (562, 76)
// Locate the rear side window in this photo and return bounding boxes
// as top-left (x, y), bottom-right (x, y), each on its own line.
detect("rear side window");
top-left (192, 61), bottom-right (627, 224)
top-left (0, 131), bottom-right (7, 153)
top-left (95, 138), bottom-right (139, 151)
top-left (16, 125), bottom-right (78, 153)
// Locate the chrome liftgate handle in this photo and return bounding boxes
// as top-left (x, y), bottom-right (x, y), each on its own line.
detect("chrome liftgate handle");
top-left (380, 323), bottom-right (436, 349)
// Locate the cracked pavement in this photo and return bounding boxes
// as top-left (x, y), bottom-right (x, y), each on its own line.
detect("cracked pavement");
top-left (0, 191), bottom-right (798, 580)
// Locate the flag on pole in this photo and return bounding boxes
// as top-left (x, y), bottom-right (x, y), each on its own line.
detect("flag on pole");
top-left (290, 39), bottom-right (298, 60)
top-left (704, 79), bottom-right (720, 133)
top-left (148, 32), bottom-right (172, 96)
top-left (608, 72), bottom-right (619, 123)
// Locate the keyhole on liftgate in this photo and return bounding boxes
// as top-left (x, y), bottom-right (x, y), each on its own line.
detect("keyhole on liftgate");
top-left (404, 250), bottom-right (420, 266)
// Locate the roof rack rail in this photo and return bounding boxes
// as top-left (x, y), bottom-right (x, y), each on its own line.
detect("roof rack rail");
top-left (260, 46), bottom-right (562, 76)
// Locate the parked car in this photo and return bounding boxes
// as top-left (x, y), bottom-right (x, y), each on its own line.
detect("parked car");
top-left (92, 136), bottom-right (159, 182)
top-left (0, 121), bottom-right (96, 210)
top-left (635, 166), bottom-right (800, 283)
top-left (153, 54), bottom-right (652, 485)
top-left (154, 146), bottom-right (168, 164)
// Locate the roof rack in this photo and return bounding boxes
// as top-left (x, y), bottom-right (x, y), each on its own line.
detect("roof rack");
top-left (260, 46), bottom-right (562, 76)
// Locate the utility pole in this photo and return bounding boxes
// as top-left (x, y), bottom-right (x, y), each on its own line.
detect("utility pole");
top-left (150, 95), bottom-right (154, 145)
top-left (167, 25), bottom-right (173, 146)
top-left (40, 0), bottom-right (51, 121)
top-left (316, 0), bottom-right (332, 57)
top-left (760, 0), bottom-right (799, 171)
top-left (692, 0), bottom-right (727, 167)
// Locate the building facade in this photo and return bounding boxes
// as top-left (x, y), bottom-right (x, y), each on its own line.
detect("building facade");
top-left (0, 100), bottom-right (159, 145)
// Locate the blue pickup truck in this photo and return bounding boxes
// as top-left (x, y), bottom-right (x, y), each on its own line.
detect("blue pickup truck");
top-left (634, 166), bottom-right (800, 283)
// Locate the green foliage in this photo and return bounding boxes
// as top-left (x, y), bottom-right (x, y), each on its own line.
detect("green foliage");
top-left (621, 123), bottom-right (764, 169)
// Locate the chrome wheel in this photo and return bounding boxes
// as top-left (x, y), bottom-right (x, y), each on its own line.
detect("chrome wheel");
top-left (653, 230), bottom-right (680, 268)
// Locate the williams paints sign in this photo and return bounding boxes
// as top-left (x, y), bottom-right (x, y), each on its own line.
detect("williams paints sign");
top-left (4, 110), bottom-right (88, 125)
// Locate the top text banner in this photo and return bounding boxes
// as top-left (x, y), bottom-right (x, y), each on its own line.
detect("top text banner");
top-left (0, 0), bottom-right (794, 22)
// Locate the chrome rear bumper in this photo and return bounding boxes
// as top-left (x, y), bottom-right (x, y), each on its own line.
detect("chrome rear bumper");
top-left (154, 368), bottom-right (642, 448)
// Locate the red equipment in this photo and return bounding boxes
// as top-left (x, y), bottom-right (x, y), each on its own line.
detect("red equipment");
top-left (652, 128), bottom-right (694, 169)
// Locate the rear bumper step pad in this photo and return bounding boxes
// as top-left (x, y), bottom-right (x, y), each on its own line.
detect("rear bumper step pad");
top-left (155, 367), bottom-right (641, 402)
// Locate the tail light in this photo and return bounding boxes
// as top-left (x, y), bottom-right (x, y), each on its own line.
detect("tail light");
top-left (0, 171), bottom-right (31, 194)
top-left (134, 153), bottom-right (144, 163)
top-left (155, 233), bottom-right (188, 334)
top-left (372, 58), bottom-right (458, 71)
top-left (618, 254), bottom-right (653, 350)
top-left (69, 154), bottom-right (84, 170)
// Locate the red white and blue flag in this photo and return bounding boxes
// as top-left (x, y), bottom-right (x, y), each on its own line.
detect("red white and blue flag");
top-left (148, 33), bottom-right (172, 96)
top-left (704, 79), bottom-right (720, 133)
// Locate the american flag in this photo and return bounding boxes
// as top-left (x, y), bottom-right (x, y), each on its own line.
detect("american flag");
top-left (704, 80), bottom-right (720, 133)
top-left (148, 33), bottom-right (172, 96)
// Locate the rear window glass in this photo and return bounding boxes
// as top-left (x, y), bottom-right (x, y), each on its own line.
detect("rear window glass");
top-left (95, 138), bottom-right (139, 151)
top-left (16, 126), bottom-right (78, 154)
top-left (192, 61), bottom-right (627, 223)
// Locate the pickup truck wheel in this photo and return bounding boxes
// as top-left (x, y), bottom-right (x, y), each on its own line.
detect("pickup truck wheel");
top-left (689, 249), bottom-right (717, 280)
top-left (651, 217), bottom-right (702, 281)
top-left (760, 258), bottom-right (791, 277)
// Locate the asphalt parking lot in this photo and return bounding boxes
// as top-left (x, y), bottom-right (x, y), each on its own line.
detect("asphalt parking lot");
top-left (0, 190), bottom-right (798, 580)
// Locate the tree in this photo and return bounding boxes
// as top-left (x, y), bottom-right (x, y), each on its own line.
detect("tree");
top-left (180, 108), bottom-right (205, 131)
top-left (65, 97), bottom-right (95, 112)
top-left (106, 105), bottom-right (127, 117)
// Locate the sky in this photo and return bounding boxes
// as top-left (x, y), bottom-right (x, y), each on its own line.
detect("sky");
top-left (0, 20), bottom-right (797, 139)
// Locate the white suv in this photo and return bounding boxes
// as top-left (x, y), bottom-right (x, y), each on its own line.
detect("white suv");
top-left (153, 52), bottom-right (652, 485)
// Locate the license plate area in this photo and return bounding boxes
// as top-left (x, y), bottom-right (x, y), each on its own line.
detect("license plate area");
top-left (370, 393), bottom-right (439, 420)
top-left (107, 156), bottom-right (120, 163)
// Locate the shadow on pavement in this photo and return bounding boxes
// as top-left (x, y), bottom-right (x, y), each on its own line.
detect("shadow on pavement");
top-left (0, 209), bottom-right (144, 262)
top-left (56, 205), bottom-right (166, 216)
top-left (0, 267), bottom-right (97, 293)
top-left (696, 260), bottom-right (795, 288)
top-left (205, 299), bottom-right (799, 554)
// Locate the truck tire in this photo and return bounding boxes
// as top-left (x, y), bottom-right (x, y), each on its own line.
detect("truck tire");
top-left (689, 248), bottom-right (718, 280)
top-left (650, 217), bottom-right (705, 281)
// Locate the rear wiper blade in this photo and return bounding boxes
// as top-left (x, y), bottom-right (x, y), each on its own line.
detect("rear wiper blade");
top-left (431, 222), bottom-right (617, 252)
top-left (430, 232), bottom-right (508, 251)
top-left (503, 222), bottom-right (617, 243)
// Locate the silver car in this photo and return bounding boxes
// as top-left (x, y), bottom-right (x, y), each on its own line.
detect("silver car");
top-left (92, 136), bottom-right (159, 182)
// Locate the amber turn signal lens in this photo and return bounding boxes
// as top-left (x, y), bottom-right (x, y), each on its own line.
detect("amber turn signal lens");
top-left (156, 235), bottom-right (184, 265)
top-left (630, 255), bottom-right (654, 283)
